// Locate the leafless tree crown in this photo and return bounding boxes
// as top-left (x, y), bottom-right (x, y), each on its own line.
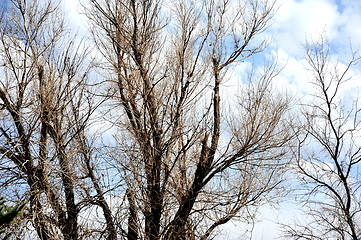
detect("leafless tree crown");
top-left (283, 37), bottom-right (361, 240)
top-left (0, 0), bottom-right (300, 239)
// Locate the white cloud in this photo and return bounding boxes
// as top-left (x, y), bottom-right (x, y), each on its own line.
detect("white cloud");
top-left (61, 0), bottom-right (90, 37)
top-left (264, 0), bottom-right (361, 106)
top-left (271, 48), bottom-right (311, 96)
top-left (336, 0), bottom-right (361, 47)
top-left (270, 0), bottom-right (341, 56)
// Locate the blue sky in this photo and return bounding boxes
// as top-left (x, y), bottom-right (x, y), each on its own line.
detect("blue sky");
top-left (0, 0), bottom-right (8, 16)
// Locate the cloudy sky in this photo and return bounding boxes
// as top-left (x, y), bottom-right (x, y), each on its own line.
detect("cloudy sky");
top-left (59, 0), bottom-right (361, 239)
top-left (271, 0), bottom-right (361, 98)
top-left (239, 1), bottom-right (361, 239)
top-left (60, 0), bottom-right (361, 98)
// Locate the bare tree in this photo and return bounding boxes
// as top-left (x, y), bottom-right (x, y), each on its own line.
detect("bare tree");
top-left (283, 37), bottom-right (361, 240)
top-left (0, 0), bottom-right (107, 239)
top-left (86, 0), bottom-right (295, 239)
